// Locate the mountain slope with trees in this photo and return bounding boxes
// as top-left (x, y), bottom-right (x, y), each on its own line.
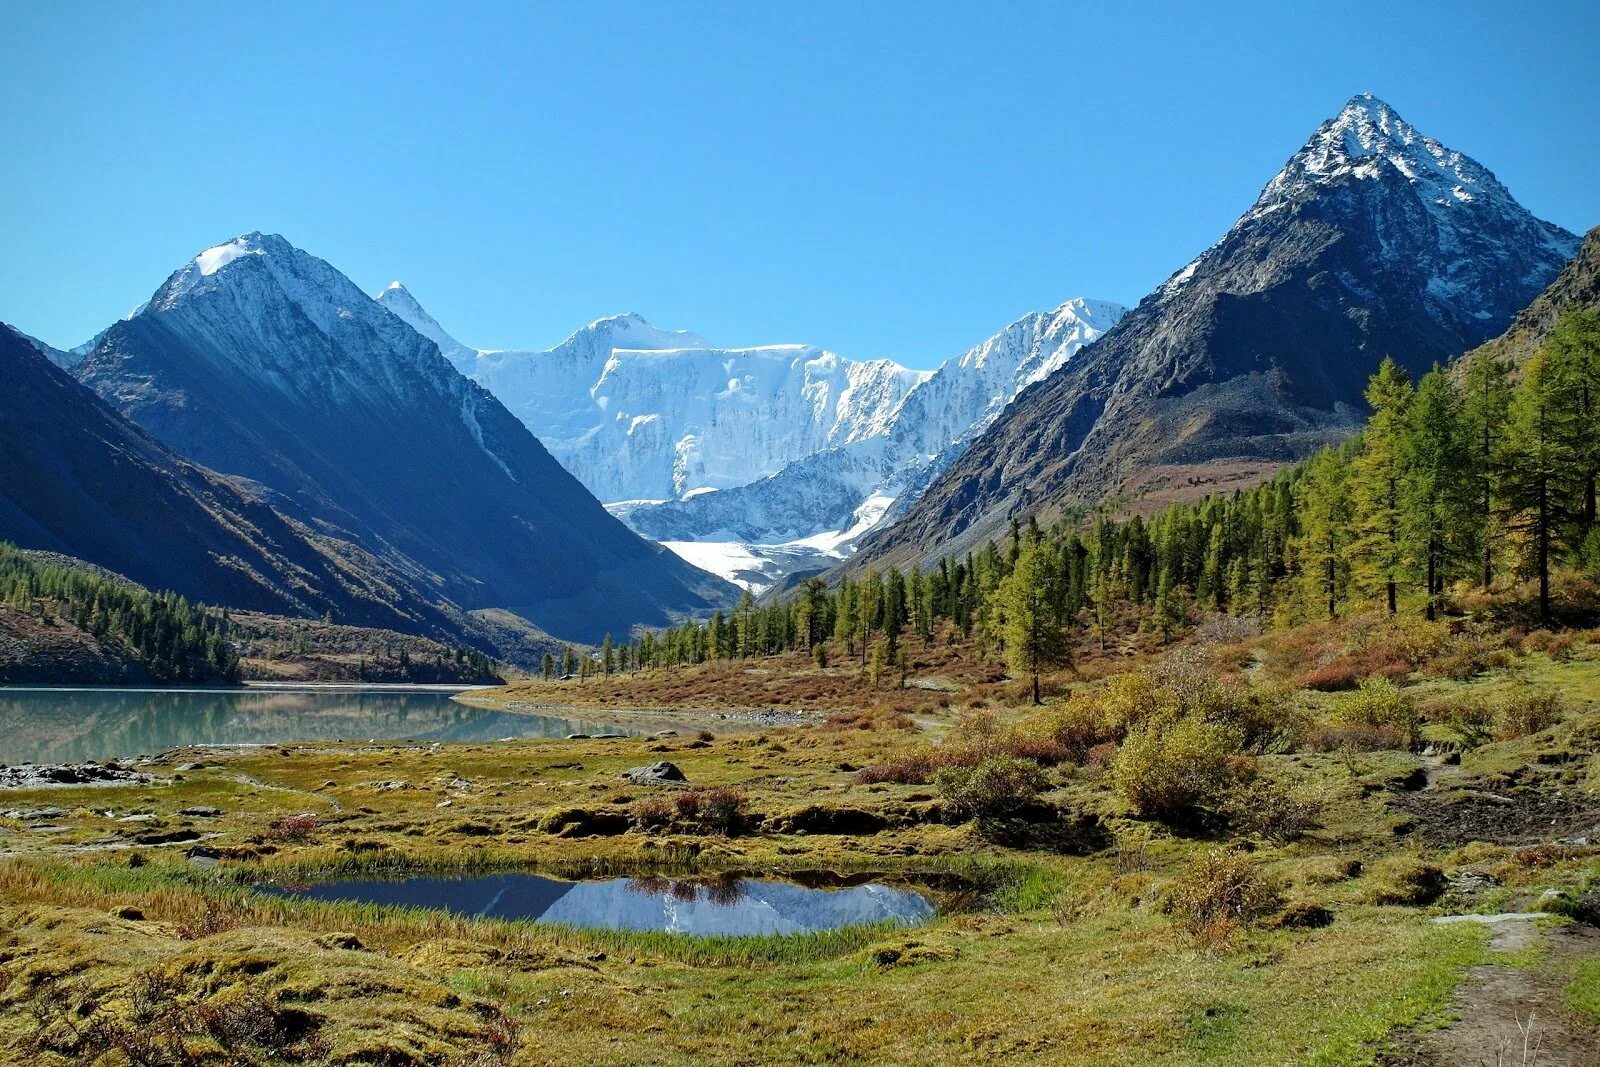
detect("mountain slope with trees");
top-left (847, 95), bottom-right (1580, 572)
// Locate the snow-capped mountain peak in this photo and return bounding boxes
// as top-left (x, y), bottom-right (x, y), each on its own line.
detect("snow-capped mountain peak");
top-left (1259, 92), bottom-right (1500, 213)
top-left (375, 280), bottom-right (476, 370)
top-left (376, 291), bottom-right (929, 504)
top-left (1159, 94), bottom-right (1580, 305)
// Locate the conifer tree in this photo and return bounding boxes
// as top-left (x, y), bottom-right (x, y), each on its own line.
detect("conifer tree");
top-left (1350, 358), bottom-right (1413, 614)
top-left (1401, 367), bottom-right (1474, 619)
top-left (1460, 345), bottom-right (1514, 588)
top-left (991, 538), bottom-right (1072, 704)
top-left (1296, 447), bottom-right (1354, 619)
top-left (1498, 348), bottom-right (1584, 621)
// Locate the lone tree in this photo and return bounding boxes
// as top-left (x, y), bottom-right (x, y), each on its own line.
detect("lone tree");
top-left (991, 537), bottom-right (1073, 704)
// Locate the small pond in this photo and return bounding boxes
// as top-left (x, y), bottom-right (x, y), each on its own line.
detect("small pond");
top-left (264, 871), bottom-right (936, 935)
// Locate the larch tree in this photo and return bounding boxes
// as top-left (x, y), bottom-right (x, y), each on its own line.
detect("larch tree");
top-left (1295, 446), bottom-right (1354, 620)
top-left (990, 538), bottom-right (1073, 704)
top-left (1459, 346), bottom-right (1514, 588)
top-left (1350, 358), bottom-right (1414, 614)
top-left (1498, 347), bottom-right (1584, 621)
top-left (1400, 366), bottom-right (1474, 620)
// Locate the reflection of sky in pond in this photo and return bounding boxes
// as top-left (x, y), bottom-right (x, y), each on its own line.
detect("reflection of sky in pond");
top-left (0, 687), bottom-right (634, 764)
top-left (267, 873), bottom-right (935, 935)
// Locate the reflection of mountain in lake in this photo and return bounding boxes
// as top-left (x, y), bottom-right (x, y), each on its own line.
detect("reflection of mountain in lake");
top-left (271, 872), bottom-right (934, 935)
top-left (542, 877), bottom-right (935, 934)
top-left (0, 688), bottom-right (631, 764)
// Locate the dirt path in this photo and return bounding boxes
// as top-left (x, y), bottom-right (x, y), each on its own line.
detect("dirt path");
top-left (1388, 917), bottom-right (1598, 1066)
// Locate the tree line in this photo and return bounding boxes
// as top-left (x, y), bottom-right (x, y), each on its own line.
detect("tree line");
top-left (0, 543), bottom-right (241, 682)
top-left (559, 311), bottom-right (1599, 698)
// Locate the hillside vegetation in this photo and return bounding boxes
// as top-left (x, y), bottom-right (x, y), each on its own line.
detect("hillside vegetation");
top-left (0, 544), bottom-right (238, 684)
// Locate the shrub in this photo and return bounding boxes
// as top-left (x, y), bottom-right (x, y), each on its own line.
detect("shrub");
top-left (1296, 662), bottom-right (1364, 692)
top-left (1426, 695), bottom-right (1495, 748)
top-left (1111, 716), bottom-right (1245, 823)
top-left (672, 787), bottom-right (747, 834)
top-left (629, 795), bottom-right (675, 830)
top-left (1038, 702), bottom-right (1118, 761)
top-left (997, 732), bottom-right (1073, 766)
top-left (1084, 741), bottom-right (1119, 771)
top-left (1306, 722), bottom-right (1408, 752)
top-left (1424, 624), bottom-right (1512, 681)
top-left (1224, 778), bottom-right (1318, 843)
top-left (1164, 848), bottom-right (1283, 949)
top-left (1364, 855), bottom-right (1446, 905)
top-left (1494, 688), bottom-right (1563, 739)
top-left (1526, 629), bottom-right (1576, 661)
top-left (1196, 681), bottom-right (1306, 754)
top-left (695, 787), bottom-right (747, 834)
top-left (1333, 677), bottom-right (1419, 748)
top-left (853, 751), bottom-right (940, 785)
top-left (1098, 672), bottom-right (1181, 734)
top-left (267, 813), bottom-right (319, 843)
top-left (933, 756), bottom-right (1048, 818)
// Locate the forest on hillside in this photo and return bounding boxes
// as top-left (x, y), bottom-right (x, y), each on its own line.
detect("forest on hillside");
top-left (579, 311), bottom-right (1600, 695)
top-left (0, 544), bottom-right (240, 683)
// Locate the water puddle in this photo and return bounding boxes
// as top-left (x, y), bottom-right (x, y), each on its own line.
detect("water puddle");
top-left (264, 871), bottom-right (935, 935)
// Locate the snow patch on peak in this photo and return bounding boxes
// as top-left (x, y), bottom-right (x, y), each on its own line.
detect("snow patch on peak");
top-left (565, 312), bottom-right (713, 354)
top-left (194, 236), bottom-right (265, 276)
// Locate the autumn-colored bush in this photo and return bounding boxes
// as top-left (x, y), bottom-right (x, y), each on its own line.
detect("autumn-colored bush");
top-left (672, 787), bottom-right (748, 834)
top-left (1096, 653), bottom-right (1301, 754)
top-left (1223, 778), bottom-right (1318, 843)
top-left (1333, 677), bottom-right (1419, 748)
top-left (1426, 694), bottom-right (1495, 748)
top-left (1296, 662), bottom-right (1365, 692)
top-left (1084, 741), bottom-right (1119, 771)
top-left (1037, 701), bottom-right (1117, 761)
top-left (1306, 722), bottom-right (1408, 752)
top-left (933, 756), bottom-right (1049, 818)
top-left (629, 795), bottom-right (675, 830)
top-left (1493, 688), bottom-right (1563, 739)
top-left (1525, 628), bottom-right (1577, 661)
top-left (1111, 716), bottom-right (1247, 823)
top-left (1164, 848), bottom-right (1283, 950)
top-left (853, 751), bottom-right (941, 785)
top-left (267, 813), bottom-right (319, 843)
top-left (1422, 623), bottom-right (1514, 681)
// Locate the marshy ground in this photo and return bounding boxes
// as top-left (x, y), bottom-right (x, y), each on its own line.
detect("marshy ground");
top-left (1, 618), bottom-right (1597, 1065)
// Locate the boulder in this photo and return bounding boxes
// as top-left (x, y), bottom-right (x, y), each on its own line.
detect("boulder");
top-left (623, 761), bottom-right (688, 788)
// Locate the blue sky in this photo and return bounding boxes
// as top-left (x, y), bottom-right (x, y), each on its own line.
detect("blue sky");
top-left (4, 1), bottom-right (1597, 368)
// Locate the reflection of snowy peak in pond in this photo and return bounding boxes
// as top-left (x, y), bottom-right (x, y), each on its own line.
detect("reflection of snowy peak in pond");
top-left (536, 879), bottom-right (935, 934)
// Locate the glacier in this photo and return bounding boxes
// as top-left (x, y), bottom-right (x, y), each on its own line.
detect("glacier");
top-left (378, 287), bottom-right (1124, 592)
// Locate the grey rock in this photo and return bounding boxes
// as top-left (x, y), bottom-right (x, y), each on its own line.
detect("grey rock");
top-left (623, 761), bottom-right (688, 788)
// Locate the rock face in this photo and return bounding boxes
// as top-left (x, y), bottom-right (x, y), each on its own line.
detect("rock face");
top-left (851, 94), bottom-right (1582, 569)
top-left (0, 324), bottom-right (467, 642)
top-left (1461, 224), bottom-right (1600, 371)
top-left (71, 234), bottom-right (735, 643)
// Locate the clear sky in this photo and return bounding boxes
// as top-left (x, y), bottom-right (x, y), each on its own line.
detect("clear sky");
top-left (4, 1), bottom-right (1597, 367)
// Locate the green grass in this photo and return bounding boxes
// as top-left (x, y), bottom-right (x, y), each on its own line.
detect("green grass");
top-left (1570, 955), bottom-right (1600, 1028)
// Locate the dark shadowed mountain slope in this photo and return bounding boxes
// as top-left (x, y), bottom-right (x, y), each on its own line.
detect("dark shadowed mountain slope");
top-left (849, 94), bottom-right (1580, 569)
top-left (1463, 224), bottom-right (1600, 371)
top-left (0, 323), bottom-right (474, 640)
top-left (72, 234), bottom-right (735, 642)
